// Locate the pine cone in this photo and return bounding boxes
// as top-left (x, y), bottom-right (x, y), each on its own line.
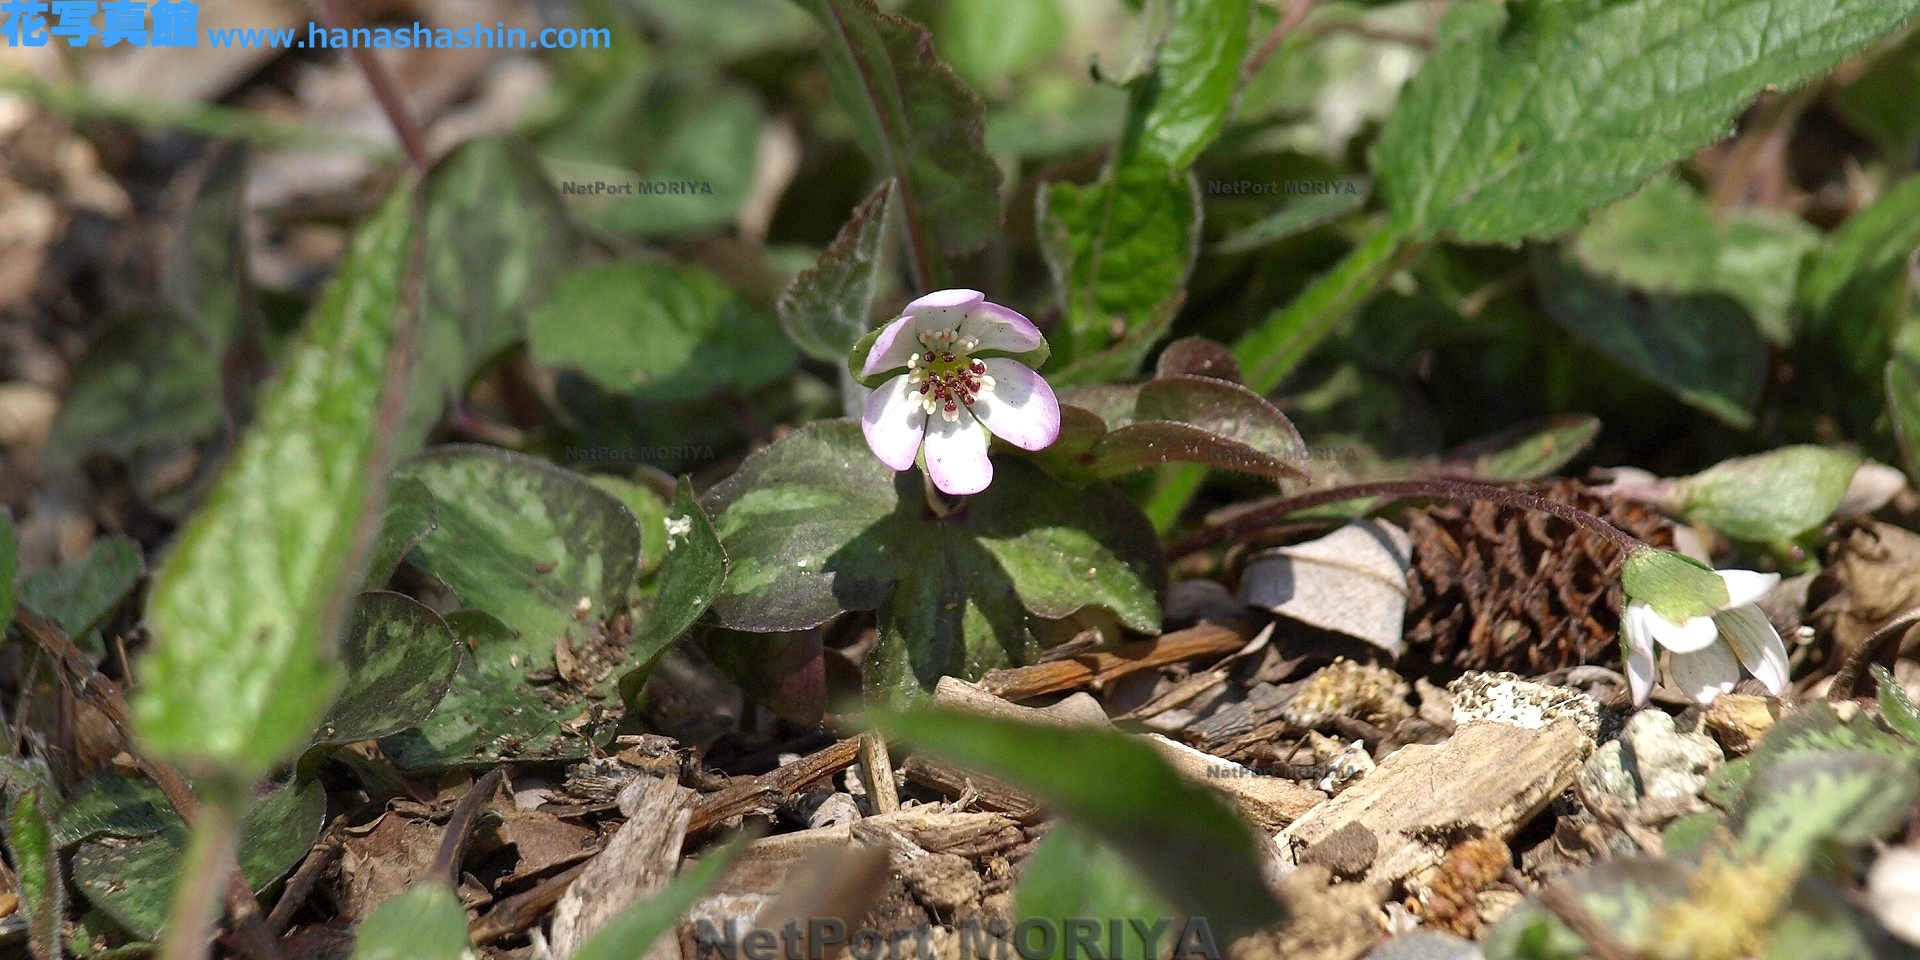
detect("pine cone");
top-left (1401, 478), bottom-right (1676, 675)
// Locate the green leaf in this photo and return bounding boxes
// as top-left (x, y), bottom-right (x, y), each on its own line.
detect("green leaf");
top-left (797, 0), bottom-right (1002, 283)
top-left (1621, 550), bottom-right (1729, 623)
top-left (629, 0), bottom-right (818, 61)
top-left (631, 479), bottom-right (727, 672)
top-left (11, 788), bottom-right (63, 960)
top-left (0, 511), bottom-right (19, 634)
top-left (1213, 188), bottom-right (1369, 255)
top-left (938, 0), bottom-right (1065, 87)
top-left (570, 834), bottom-right (749, 960)
top-left (1572, 176), bottom-right (1819, 345)
top-left (1833, 29), bottom-right (1920, 153)
top-left (132, 182), bottom-right (417, 779)
top-left (1532, 247), bottom-right (1767, 427)
top-left (778, 181), bottom-right (892, 363)
top-left (1372, 0), bottom-right (1920, 243)
top-left (1483, 860), bottom-right (1692, 960)
top-left (1802, 174), bottom-right (1920, 425)
top-left (1043, 376), bottom-right (1309, 482)
top-left (314, 592), bottom-right (463, 747)
top-left (1014, 823), bottom-right (1174, 960)
top-left (1045, 295), bottom-right (1183, 389)
top-left (349, 882), bottom-right (472, 960)
top-left (365, 475), bottom-right (437, 586)
top-left (1673, 446), bottom-right (1862, 542)
top-left (1436, 414), bottom-right (1601, 481)
top-left (43, 309), bottom-right (225, 476)
top-left (589, 474), bottom-right (672, 576)
top-left (702, 421), bottom-right (1164, 688)
top-left (1872, 664), bottom-right (1920, 745)
top-left (162, 141), bottom-right (254, 356)
top-left (408, 137), bottom-right (578, 449)
top-left (1768, 874), bottom-right (1920, 960)
top-left (1121, 0), bottom-right (1253, 170)
top-left (1040, 160), bottom-right (1201, 360)
top-left (528, 260), bottom-right (795, 403)
top-left (382, 446), bottom-right (644, 769)
top-left (71, 776), bottom-right (327, 941)
top-left (581, 83), bottom-right (763, 237)
top-left (1732, 750), bottom-right (1919, 870)
top-left (1889, 352), bottom-right (1920, 483)
top-left (18, 535), bottom-right (142, 640)
top-left (1748, 702), bottom-right (1920, 770)
top-left (1233, 225), bottom-right (1425, 393)
top-left (875, 707), bottom-right (1285, 940)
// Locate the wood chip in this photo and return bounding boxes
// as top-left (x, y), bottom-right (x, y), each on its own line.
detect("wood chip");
top-left (1279, 720), bottom-right (1592, 885)
top-left (742, 810), bottom-right (1019, 862)
top-left (975, 622), bottom-right (1250, 701)
top-left (549, 776), bottom-right (696, 960)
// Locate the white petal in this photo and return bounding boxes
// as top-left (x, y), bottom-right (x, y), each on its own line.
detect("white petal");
top-left (1715, 569), bottom-right (1780, 611)
top-left (1623, 604), bottom-right (1658, 706)
top-left (1715, 604), bottom-right (1790, 696)
top-left (971, 358), bottom-right (1060, 451)
top-left (903, 289), bottom-right (985, 336)
top-left (861, 315), bottom-right (921, 377)
top-left (1667, 642), bottom-right (1741, 704)
top-left (860, 375), bottom-right (926, 471)
top-left (923, 412), bottom-right (992, 495)
top-left (958, 302), bottom-right (1043, 353)
top-left (1646, 610), bottom-right (1721, 653)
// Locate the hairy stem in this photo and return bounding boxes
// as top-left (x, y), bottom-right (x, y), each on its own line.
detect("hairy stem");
top-left (1166, 477), bottom-right (1649, 558)
top-left (157, 796), bottom-right (242, 960)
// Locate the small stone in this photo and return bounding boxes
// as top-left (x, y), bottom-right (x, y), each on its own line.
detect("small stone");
top-left (1868, 847), bottom-right (1920, 945)
top-left (1366, 930), bottom-right (1485, 960)
top-left (1580, 740), bottom-right (1641, 807)
top-left (1448, 672), bottom-right (1600, 740)
top-left (898, 852), bottom-right (980, 910)
top-left (1300, 822), bottom-right (1378, 878)
top-left (1703, 695), bottom-right (1781, 755)
top-left (1620, 709), bottom-right (1723, 801)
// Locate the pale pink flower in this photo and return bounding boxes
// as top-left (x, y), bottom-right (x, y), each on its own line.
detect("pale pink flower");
top-left (859, 290), bottom-right (1060, 495)
top-left (1621, 568), bottom-right (1790, 706)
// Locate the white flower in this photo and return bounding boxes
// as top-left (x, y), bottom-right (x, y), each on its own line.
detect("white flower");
top-left (1621, 567), bottom-right (1790, 706)
top-left (858, 289), bottom-right (1061, 495)
top-left (664, 514), bottom-right (692, 550)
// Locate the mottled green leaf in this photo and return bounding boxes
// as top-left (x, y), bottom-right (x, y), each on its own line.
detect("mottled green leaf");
top-left (570, 834), bottom-right (748, 960)
top-left (529, 260), bottom-right (795, 403)
top-left (1483, 860), bottom-right (1691, 960)
top-left (1674, 446), bottom-right (1861, 542)
top-left (1532, 247), bottom-right (1766, 428)
top-left (1768, 874), bottom-right (1920, 960)
top-left (1733, 750), bottom-right (1918, 870)
top-left (1873, 664), bottom-right (1920, 745)
top-left (778, 182), bottom-right (892, 363)
top-left (876, 708), bottom-right (1283, 940)
top-left (1213, 188), bottom-right (1369, 255)
top-left (133, 183), bottom-right (417, 779)
top-left (1039, 161), bottom-right (1201, 360)
top-left (18, 535), bottom-right (141, 640)
top-left (408, 137), bottom-right (578, 449)
top-left (937, 0), bottom-right (1065, 87)
top-left (797, 0), bottom-right (1001, 282)
top-left (1044, 295), bottom-right (1183, 389)
top-left (1747, 702), bottom-right (1920, 770)
top-left (349, 882), bottom-right (471, 960)
top-left (632, 479), bottom-right (727, 670)
top-left (71, 776), bottom-right (327, 941)
top-left (589, 474), bottom-right (672, 576)
top-left (1014, 822), bottom-right (1174, 960)
top-left (383, 446), bottom-right (644, 769)
top-left (703, 421), bottom-right (1163, 691)
top-left (314, 592), bottom-right (462, 747)
top-left (365, 475), bottom-right (436, 586)
top-left (1373, 0), bottom-right (1920, 243)
top-left (10, 788), bottom-right (62, 960)
top-left (43, 309), bottom-right (224, 475)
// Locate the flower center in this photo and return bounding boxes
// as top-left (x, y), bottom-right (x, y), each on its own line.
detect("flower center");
top-left (906, 328), bottom-right (996, 422)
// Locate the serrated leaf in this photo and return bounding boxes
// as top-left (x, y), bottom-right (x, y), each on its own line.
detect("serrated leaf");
top-left (1874, 664), bottom-right (1920, 746)
top-left (382, 446), bottom-right (644, 769)
top-left (529, 260), bottom-right (795, 403)
top-left (631, 479), bottom-right (727, 671)
top-left (875, 708), bottom-right (1284, 941)
top-left (365, 475), bottom-right (436, 586)
top-left (1674, 446), bottom-right (1862, 542)
top-left (570, 834), bottom-right (749, 960)
top-left (1122, 0), bottom-right (1253, 170)
top-left (798, 0), bottom-right (1001, 284)
top-left (70, 776), bottom-right (326, 941)
top-left (408, 137), bottom-right (577, 449)
top-left (702, 421), bottom-right (1164, 690)
top-left (1749, 702), bottom-right (1920, 770)
top-left (11, 788), bottom-right (62, 960)
top-left (18, 535), bottom-right (142, 641)
top-left (314, 592), bottom-right (462, 747)
top-left (779, 182), bottom-right (892, 362)
top-left (1014, 823), bottom-right (1174, 960)
top-left (1045, 375), bottom-right (1309, 482)
top-left (1040, 161), bottom-right (1201, 361)
top-left (1532, 246), bottom-right (1766, 427)
top-left (132, 182), bottom-right (417, 779)
top-left (349, 882), bottom-right (471, 960)
top-left (1373, 0), bottom-right (1920, 243)
top-left (1733, 751), bottom-right (1918, 870)
top-left (1045, 295), bottom-right (1183, 389)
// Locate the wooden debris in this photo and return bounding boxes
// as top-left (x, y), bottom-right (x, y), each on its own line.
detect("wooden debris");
top-left (743, 809), bottom-right (1020, 862)
top-left (900, 756), bottom-right (1044, 822)
top-left (1146, 735), bottom-right (1326, 832)
top-left (1280, 720), bottom-right (1591, 885)
top-left (859, 731), bottom-right (901, 814)
top-left (975, 622), bottom-right (1251, 701)
top-left (688, 738), bottom-right (860, 833)
top-left (549, 776), bottom-right (696, 960)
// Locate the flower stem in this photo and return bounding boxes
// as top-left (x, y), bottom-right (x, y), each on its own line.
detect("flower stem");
top-left (157, 794), bottom-right (242, 960)
top-left (1166, 477), bottom-right (1651, 558)
top-left (923, 471), bottom-right (963, 519)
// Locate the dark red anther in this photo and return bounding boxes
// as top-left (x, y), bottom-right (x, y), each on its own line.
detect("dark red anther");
top-left (962, 395), bottom-right (975, 406)
top-left (924, 351), bottom-right (936, 362)
top-left (942, 353), bottom-right (955, 363)
top-left (971, 359), bottom-right (985, 373)
top-left (944, 402), bottom-right (957, 413)
top-left (919, 383), bottom-right (930, 395)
